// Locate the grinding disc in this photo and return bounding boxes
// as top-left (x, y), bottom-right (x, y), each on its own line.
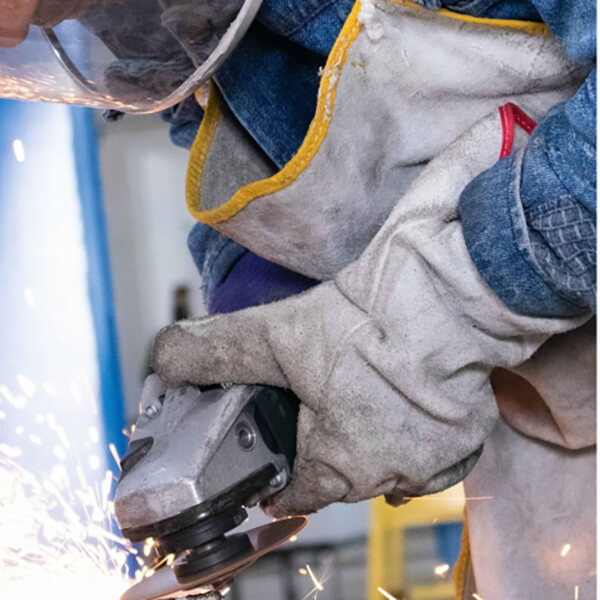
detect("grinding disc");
top-left (121, 517), bottom-right (307, 600)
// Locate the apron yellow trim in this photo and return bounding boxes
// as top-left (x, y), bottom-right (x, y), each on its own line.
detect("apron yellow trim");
top-left (186, 80), bottom-right (221, 221)
top-left (186, 0), bottom-right (548, 225)
top-left (186, 0), bottom-right (363, 225)
top-left (398, 0), bottom-right (550, 36)
top-left (453, 515), bottom-right (471, 600)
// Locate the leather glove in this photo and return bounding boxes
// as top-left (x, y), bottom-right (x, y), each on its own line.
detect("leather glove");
top-left (153, 110), bottom-right (585, 517)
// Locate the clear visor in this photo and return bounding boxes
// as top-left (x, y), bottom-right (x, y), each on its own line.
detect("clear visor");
top-left (0, 0), bottom-right (261, 114)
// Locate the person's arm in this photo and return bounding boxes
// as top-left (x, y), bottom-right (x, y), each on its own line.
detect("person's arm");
top-left (459, 0), bottom-right (596, 317)
top-left (0, 0), bottom-right (88, 47)
top-left (152, 110), bottom-right (587, 518)
top-left (0, 0), bottom-right (38, 47)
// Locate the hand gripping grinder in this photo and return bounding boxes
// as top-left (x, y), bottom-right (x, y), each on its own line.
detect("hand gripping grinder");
top-left (114, 382), bottom-right (306, 600)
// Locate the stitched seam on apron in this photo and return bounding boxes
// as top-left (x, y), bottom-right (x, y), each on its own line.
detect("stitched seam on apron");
top-left (391, 0), bottom-right (549, 36)
top-left (185, 0), bottom-right (363, 225)
top-left (186, 80), bottom-right (221, 217)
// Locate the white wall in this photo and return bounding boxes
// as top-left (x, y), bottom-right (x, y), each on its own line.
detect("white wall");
top-left (0, 101), bottom-right (108, 476)
top-left (97, 114), bottom-right (204, 424)
top-left (0, 99), bottom-right (132, 599)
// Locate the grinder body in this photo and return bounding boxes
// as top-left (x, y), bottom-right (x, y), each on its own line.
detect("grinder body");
top-left (114, 384), bottom-right (300, 596)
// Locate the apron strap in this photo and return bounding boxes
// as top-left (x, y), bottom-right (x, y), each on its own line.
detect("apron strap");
top-left (499, 102), bottom-right (537, 159)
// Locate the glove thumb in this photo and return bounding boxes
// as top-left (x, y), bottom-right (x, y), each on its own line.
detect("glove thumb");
top-left (152, 305), bottom-right (289, 388)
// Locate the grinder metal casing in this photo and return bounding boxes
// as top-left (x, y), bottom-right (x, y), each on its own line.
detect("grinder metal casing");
top-left (115, 383), bottom-right (304, 600)
top-left (115, 384), bottom-right (298, 534)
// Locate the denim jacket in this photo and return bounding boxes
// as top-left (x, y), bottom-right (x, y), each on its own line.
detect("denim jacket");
top-left (164, 0), bottom-right (596, 317)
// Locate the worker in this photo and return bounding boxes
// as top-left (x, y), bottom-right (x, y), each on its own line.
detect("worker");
top-left (0, 1), bottom-right (595, 598)
top-left (156, 5), bottom-right (596, 598)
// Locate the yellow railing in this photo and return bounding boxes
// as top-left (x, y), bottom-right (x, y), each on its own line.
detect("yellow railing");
top-left (367, 485), bottom-right (465, 600)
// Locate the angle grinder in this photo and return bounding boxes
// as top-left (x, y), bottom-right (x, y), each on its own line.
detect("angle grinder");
top-left (114, 383), bottom-right (306, 600)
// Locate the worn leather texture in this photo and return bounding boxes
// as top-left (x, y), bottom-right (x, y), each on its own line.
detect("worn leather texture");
top-left (464, 416), bottom-right (596, 599)
top-left (155, 111), bottom-right (588, 517)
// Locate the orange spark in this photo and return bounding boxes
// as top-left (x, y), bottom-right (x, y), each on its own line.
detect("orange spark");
top-left (109, 443), bottom-right (122, 471)
top-left (561, 543), bottom-right (572, 557)
top-left (306, 564), bottom-right (324, 591)
top-left (402, 496), bottom-right (493, 501)
top-left (377, 587), bottom-right (398, 600)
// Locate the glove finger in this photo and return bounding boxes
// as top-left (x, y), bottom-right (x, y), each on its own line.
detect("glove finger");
top-left (152, 307), bottom-right (289, 388)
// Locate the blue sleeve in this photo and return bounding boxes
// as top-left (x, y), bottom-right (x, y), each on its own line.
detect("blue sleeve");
top-left (160, 95), bottom-right (204, 149)
top-left (458, 2), bottom-right (596, 318)
top-left (188, 222), bottom-right (317, 314)
top-left (529, 0), bottom-right (596, 64)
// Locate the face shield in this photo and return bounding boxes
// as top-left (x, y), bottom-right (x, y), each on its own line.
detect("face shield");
top-left (0, 0), bottom-right (262, 114)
